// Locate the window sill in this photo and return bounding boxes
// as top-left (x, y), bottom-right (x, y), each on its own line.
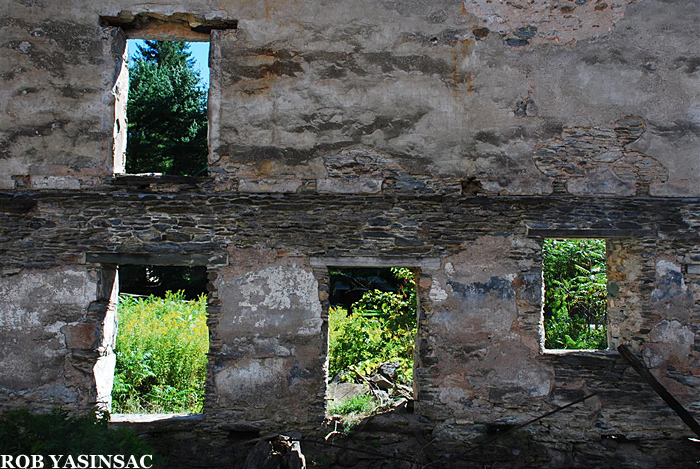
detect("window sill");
top-left (110, 413), bottom-right (201, 423)
top-left (109, 413), bottom-right (203, 432)
top-left (541, 348), bottom-right (618, 356)
top-left (111, 174), bottom-right (207, 185)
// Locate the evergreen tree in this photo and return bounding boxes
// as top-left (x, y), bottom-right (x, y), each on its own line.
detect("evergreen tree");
top-left (126, 41), bottom-right (208, 176)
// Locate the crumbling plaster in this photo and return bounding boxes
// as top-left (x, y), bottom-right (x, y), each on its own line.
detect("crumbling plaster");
top-left (1, 0), bottom-right (698, 194)
top-left (0, 267), bottom-right (104, 409)
top-left (1, 0), bottom-right (700, 466)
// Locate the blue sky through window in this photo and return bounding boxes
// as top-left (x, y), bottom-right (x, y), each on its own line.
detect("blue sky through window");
top-left (127, 39), bottom-right (210, 89)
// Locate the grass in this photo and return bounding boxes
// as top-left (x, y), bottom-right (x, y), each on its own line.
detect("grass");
top-left (327, 394), bottom-right (381, 433)
top-left (328, 394), bottom-right (378, 416)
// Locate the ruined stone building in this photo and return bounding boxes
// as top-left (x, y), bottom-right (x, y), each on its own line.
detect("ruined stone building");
top-left (1, 0), bottom-right (699, 467)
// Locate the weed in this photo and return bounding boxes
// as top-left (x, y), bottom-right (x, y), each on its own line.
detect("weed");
top-left (112, 291), bottom-right (208, 414)
top-left (327, 394), bottom-right (381, 433)
top-left (328, 268), bottom-right (417, 385)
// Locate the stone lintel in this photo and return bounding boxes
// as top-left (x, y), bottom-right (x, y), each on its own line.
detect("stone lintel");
top-left (310, 256), bottom-right (440, 270)
top-left (526, 228), bottom-right (656, 238)
top-left (85, 252), bottom-right (228, 266)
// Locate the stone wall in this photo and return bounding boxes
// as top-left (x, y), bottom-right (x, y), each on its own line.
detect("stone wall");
top-left (0, 265), bottom-right (116, 411)
top-left (207, 249), bottom-right (326, 429)
top-left (1, 188), bottom-right (699, 466)
top-left (2, 0), bottom-right (698, 195)
top-left (1, 0), bottom-right (700, 466)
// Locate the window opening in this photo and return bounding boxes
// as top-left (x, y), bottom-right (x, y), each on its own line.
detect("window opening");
top-left (112, 265), bottom-right (209, 415)
top-left (542, 239), bottom-right (609, 350)
top-left (326, 267), bottom-right (418, 427)
top-left (124, 39), bottom-right (209, 176)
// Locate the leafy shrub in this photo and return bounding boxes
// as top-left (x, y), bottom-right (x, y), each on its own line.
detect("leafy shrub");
top-left (328, 268), bottom-right (417, 385)
top-left (113, 291), bottom-right (208, 414)
top-left (543, 239), bottom-right (608, 350)
top-left (0, 409), bottom-right (155, 459)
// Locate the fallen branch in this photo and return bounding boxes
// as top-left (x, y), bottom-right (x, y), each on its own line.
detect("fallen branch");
top-left (324, 419), bottom-right (343, 441)
top-left (300, 437), bottom-right (419, 464)
top-left (618, 344), bottom-right (700, 438)
top-left (348, 365), bottom-right (385, 404)
top-left (461, 392), bottom-right (599, 456)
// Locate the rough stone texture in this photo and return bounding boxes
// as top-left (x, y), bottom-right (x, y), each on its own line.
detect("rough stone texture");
top-left (203, 0), bottom-right (699, 197)
top-left (418, 235), bottom-right (552, 424)
top-left (461, 0), bottom-right (637, 46)
top-left (207, 249), bottom-right (325, 429)
top-left (0, 266), bottom-right (114, 411)
top-left (0, 17), bottom-right (126, 188)
top-left (2, 0), bottom-right (698, 195)
top-left (1, 0), bottom-right (700, 466)
top-left (534, 116), bottom-right (669, 196)
top-left (1, 189), bottom-right (698, 466)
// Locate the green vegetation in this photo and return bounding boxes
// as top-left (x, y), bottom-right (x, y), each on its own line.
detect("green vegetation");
top-left (327, 394), bottom-right (379, 417)
top-left (327, 394), bottom-right (381, 433)
top-left (543, 238), bottom-right (608, 350)
top-left (0, 409), bottom-right (155, 460)
top-left (112, 291), bottom-right (208, 414)
top-left (127, 41), bottom-right (208, 176)
top-left (328, 268), bottom-right (417, 386)
top-left (326, 268), bottom-right (417, 429)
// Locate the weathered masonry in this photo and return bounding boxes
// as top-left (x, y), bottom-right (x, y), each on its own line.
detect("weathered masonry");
top-left (1, 0), bottom-right (699, 467)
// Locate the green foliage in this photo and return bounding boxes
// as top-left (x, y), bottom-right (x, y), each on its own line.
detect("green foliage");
top-left (127, 40), bottom-right (208, 176)
top-left (328, 268), bottom-right (417, 385)
top-left (543, 239), bottom-right (608, 350)
top-left (136, 41), bottom-right (194, 68)
top-left (113, 291), bottom-right (208, 414)
top-left (0, 409), bottom-right (155, 459)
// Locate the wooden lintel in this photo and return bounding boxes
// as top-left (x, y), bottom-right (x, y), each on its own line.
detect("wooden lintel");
top-left (86, 252), bottom-right (227, 266)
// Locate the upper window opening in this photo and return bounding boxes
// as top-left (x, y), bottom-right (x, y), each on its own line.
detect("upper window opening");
top-left (102, 13), bottom-right (235, 178)
top-left (542, 239), bottom-right (609, 351)
top-left (326, 267), bottom-right (418, 429)
top-left (124, 39), bottom-right (209, 176)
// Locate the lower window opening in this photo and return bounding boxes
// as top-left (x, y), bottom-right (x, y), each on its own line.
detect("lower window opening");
top-left (543, 239), bottom-right (609, 351)
top-left (112, 265), bottom-right (209, 415)
top-left (326, 267), bottom-right (418, 429)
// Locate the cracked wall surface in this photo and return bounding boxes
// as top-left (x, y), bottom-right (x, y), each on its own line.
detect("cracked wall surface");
top-left (0, 0), bottom-right (699, 467)
top-left (0, 266), bottom-right (115, 411)
top-left (207, 249), bottom-right (325, 428)
top-left (1, 189), bottom-right (699, 466)
top-left (1, 0), bottom-right (698, 195)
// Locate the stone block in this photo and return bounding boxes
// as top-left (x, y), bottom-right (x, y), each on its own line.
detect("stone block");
top-left (238, 178), bottom-right (302, 193)
top-left (62, 322), bottom-right (98, 349)
top-left (317, 178), bottom-right (383, 194)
